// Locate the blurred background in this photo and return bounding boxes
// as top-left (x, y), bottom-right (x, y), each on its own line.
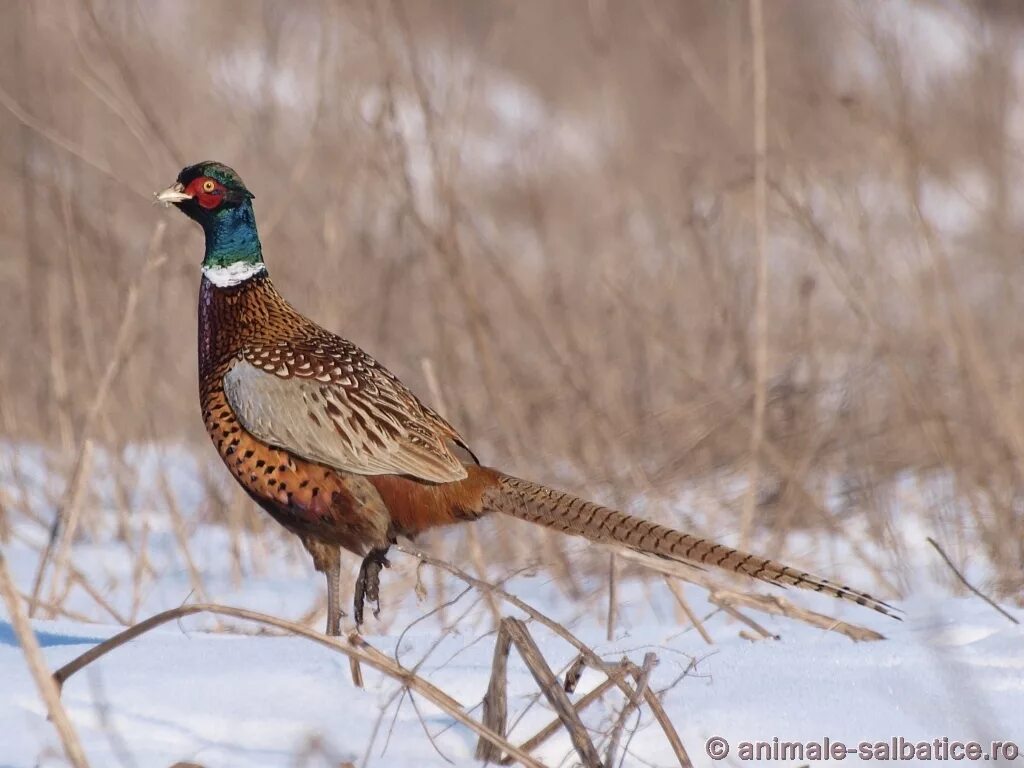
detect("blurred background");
top-left (2, 0), bottom-right (1023, 618)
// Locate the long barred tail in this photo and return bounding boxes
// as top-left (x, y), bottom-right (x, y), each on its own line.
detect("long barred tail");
top-left (483, 474), bottom-right (899, 619)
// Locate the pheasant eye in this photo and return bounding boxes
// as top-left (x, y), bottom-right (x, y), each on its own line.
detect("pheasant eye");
top-left (189, 176), bottom-right (226, 209)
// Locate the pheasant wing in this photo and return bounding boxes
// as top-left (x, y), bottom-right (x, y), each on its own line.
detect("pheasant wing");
top-left (223, 338), bottom-right (470, 484)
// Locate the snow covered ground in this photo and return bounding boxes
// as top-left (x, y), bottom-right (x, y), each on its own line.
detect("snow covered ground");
top-left (4, 585), bottom-right (1023, 766)
top-left (2, 445), bottom-right (1023, 767)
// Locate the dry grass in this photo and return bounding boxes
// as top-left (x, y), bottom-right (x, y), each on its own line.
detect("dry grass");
top-left (3, 0), bottom-right (1022, 585)
top-left (3, 0), bottom-right (1024, 762)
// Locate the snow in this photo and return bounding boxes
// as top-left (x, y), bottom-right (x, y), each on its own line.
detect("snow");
top-left (3, 588), bottom-right (1023, 766)
top-left (3, 443), bottom-right (1024, 767)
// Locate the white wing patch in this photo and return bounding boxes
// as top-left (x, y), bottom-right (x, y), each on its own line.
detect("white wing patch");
top-left (223, 358), bottom-right (468, 484)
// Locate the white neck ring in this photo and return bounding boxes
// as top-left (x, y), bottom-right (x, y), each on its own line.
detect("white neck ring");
top-left (202, 261), bottom-right (267, 287)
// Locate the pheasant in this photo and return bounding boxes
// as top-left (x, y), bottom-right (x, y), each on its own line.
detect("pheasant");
top-left (156, 161), bottom-right (896, 635)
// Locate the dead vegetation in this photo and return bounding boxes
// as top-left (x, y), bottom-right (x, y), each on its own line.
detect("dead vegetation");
top-left (3, 0), bottom-right (1024, 765)
top-left (6, 0), bottom-right (1024, 586)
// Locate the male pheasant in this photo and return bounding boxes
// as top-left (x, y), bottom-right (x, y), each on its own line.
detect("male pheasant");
top-left (157, 161), bottom-right (896, 635)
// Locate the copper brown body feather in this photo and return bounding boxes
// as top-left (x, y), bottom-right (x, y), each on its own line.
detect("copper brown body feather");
top-left (199, 271), bottom-right (897, 621)
top-left (201, 274), bottom-right (392, 556)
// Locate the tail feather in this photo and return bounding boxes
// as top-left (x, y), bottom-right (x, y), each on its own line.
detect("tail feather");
top-left (483, 474), bottom-right (899, 619)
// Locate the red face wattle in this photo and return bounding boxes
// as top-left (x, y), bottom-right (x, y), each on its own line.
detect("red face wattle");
top-left (184, 176), bottom-right (227, 210)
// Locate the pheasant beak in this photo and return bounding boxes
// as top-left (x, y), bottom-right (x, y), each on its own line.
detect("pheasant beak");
top-left (154, 182), bottom-right (193, 205)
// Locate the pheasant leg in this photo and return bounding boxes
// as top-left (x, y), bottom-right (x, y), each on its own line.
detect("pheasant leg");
top-left (325, 550), bottom-right (345, 636)
top-left (353, 548), bottom-right (391, 627)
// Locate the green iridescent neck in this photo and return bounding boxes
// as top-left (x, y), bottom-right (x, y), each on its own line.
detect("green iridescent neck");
top-left (202, 200), bottom-right (264, 269)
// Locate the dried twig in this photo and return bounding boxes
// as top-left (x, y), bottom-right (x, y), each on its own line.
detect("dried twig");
top-left (52, 603), bottom-right (546, 768)
top-left (502, 618), bottom-right (603, 768)
top-left (613, 547), bottom-right (887, 641)
top-left (70, 570), bottom-right (129, 626)
top-left (605, 652), bottom-right (656, 767)
top-left (422, 356), bottom-right (502, 626)
top-left (478, 619), bottom-right (514, 762)
top-left (714, 590), bottom-right (882, 642)
top-left (398, 545), bottom-right (691, 767)
top-left (17, 590), bottom-right (95, 624)
top-left (0, 550), bottom-right (90, 768)
top-left (710, 597), bottom-right (779, 641)
top-left (606, 552), bottom-right (618, 641)
top-left (349, 630), bottom-right (366, 689)
top-left (158, 467), bottom-right (215, 609)
top-left (507, 671), bottom-right (623, 763)
top-left (563, 655), bottom-right (588, 695)
top-left (30, 224), bottom-right (166, 616)
top-left (636, 679), bottom-right (693, 767)
top-left (926, 537), bottom-right (1019, 625)
top-left (740, 0), bottom-right (769, 550)
top-left (30, 439), bottom-right (94, 616)
top-left (0, 487), bottom-right (10, 544)
top-left (663, 578), bottom-right (714, 645)
top-left (0, 81), bottom-right (150, 198)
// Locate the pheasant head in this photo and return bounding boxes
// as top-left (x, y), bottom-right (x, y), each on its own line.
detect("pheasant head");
top-left (157, 161), bottom-right (263, 274)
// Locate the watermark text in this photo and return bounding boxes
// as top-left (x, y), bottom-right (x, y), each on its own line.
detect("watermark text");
top-left (705, 736), bottom-right (1020, 762)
